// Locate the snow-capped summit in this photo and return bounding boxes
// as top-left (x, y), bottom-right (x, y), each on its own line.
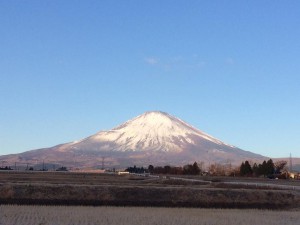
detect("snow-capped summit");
top-left (82, 111), bottom-right (229, 152)
top-left (0, 111), bottom-right (266, 168)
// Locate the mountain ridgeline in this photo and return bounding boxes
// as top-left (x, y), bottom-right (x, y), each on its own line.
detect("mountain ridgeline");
top-left (0, 111), bottom-right (265, 169)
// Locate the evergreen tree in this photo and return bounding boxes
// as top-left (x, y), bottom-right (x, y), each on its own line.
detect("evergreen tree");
top-left (240, 161), bottom-right (252, 176)
top-left (192, 162), bottom-right (200, 175)
top-left (252, 163), bottom-right (259, 176)
top-left (260, 160), bottom-right (267, 177)
top-left (164, 165), bottom-right (171, 174)
top-left (148, 165), bottom-right (154, 173)
top-left (258, 160), bottom-right (268, 177)
top-left (240, 162), bottom-right (245, 176)
top-left (266, 159), bottom-right (275, 175)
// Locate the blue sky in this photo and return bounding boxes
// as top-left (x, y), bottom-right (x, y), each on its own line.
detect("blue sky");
top-left (0, 1), bottom-right (299, 158)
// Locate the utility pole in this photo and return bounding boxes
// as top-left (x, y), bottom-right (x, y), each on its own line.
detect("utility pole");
top-left (101, 156), bottom-right (105, 170)
top-left (289, 153), bottom-right (293, 172)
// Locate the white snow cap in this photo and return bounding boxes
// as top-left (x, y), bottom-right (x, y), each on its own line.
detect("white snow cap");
top-left (88, 111), bottom-right (232, 152)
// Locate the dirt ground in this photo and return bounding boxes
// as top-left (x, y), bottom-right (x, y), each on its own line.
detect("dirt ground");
top-left (1, 205), bottom-right (300, 225)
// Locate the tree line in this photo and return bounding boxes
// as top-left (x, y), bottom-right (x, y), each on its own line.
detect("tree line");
top-left (240, 159), bottom-right (287, 177)
top-left (0, 166), bottom-right (13, 171)
top-left (126, 159), bottom-right (288, 178)
top-left (126, 162), bottom-right (202, 175)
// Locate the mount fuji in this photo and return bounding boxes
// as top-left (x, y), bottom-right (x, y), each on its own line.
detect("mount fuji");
top-left (0, 111), bottom-right (265, 169)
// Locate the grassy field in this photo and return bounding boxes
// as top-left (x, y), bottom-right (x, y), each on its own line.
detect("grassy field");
top-left (0, 171), bottom-right (299, 209)
top-left (0, 205), bottom-right (299, 225)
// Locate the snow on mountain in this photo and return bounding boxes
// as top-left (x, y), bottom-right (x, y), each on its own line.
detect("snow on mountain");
top-left (0, 111), bottom-right (266, 168)
top-left (77, 111), bottom-right (231, 152)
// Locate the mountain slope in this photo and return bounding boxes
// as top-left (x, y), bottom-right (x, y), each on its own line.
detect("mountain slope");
top-left (63, 111), bottom-right (233, 152)
top-left (0, 111), bottom-right (265, 169)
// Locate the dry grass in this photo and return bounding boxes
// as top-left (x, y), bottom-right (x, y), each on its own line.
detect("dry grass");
top-left (1, 172), bottom-right (300, 209)
top-left (0, 205), bottom-right (299, 225)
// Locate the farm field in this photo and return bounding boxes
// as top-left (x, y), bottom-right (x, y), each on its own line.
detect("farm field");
top-left (0, 205), bottom-right (300, 225)
top-left (1, 171), bottom-right (299, 187)
top-left (0, 171), bottom-right (299, 209)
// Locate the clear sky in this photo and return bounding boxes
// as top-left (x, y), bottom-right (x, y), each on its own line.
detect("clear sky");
top-left (0, 1), bottom-right (299, 158)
